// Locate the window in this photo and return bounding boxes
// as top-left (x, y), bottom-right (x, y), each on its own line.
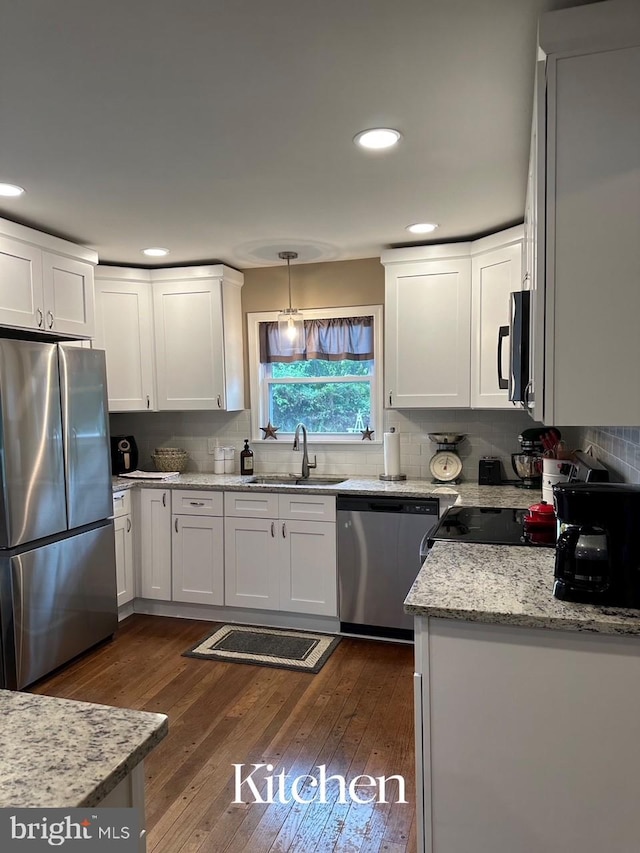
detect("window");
top-left (248, 305), bottom-right (383, 443)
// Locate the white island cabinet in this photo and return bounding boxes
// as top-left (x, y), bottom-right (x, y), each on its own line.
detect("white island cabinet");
top-left (0, 689), bottom-right (167, 853)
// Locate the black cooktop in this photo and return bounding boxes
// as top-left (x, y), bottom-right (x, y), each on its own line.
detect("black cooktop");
top-left (429, 506), bottom-right (556, 548)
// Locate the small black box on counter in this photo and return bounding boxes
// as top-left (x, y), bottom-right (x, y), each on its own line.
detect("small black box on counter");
top-left (478, 457), bottom-right (502, 485)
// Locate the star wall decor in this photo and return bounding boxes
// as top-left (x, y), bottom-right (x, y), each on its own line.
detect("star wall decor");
top-left (361, 426), bottom-right (374, 440)
top-left (260, 421), bottom-right (280, 439)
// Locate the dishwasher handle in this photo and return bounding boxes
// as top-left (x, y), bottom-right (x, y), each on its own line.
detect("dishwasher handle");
top-left (336, 495), bottom-right (439, 515)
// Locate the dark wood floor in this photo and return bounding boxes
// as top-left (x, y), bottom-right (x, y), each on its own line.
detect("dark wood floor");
top-left (32, 615), bottom-right (417, 853)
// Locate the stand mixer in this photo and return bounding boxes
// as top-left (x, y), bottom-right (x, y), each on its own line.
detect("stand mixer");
top-left (511, 428), bottom-right (545, 488)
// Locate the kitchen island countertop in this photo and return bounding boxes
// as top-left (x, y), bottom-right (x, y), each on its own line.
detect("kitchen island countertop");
top-left (112, 473), bottom-right (536, 508)
top-left (405, 541), bottom-right (640, 636)
top-left (0, 690), bottom-right (167, 808)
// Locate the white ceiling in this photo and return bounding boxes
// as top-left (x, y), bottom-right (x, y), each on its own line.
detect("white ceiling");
top-left (0, 0), bottom-right (595, 269)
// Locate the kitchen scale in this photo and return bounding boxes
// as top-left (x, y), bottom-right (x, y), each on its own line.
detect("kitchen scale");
top-left (428, 433), bottom-right (467, 484)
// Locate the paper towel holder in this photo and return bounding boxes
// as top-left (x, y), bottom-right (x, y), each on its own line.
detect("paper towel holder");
top-left (380, 427), bottom-right (407, 481)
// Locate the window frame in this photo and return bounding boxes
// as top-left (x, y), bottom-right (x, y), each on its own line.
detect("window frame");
top-left (247, 304), bottom-right (384, 444)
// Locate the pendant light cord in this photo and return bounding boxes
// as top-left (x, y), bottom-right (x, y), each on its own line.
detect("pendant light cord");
top-left (278, 250), bottom-right (298, 312)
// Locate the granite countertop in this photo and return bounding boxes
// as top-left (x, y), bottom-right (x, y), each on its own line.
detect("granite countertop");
top-left (405, 542), bottom-right (640, 636)
top-left (0, 691), bottom-right (167, 808)
top-left (112, 473), bottom-right (537, 509)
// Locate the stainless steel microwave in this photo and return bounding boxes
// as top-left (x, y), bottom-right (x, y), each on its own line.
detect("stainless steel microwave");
top-left (508, 290), bottom-right (531, 406)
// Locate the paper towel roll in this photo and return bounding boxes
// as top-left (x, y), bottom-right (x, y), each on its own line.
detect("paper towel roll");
top-left (383, 430), bottom-right (401, 476)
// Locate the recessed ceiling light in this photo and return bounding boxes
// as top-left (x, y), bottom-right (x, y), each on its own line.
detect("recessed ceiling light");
top-left (354, 128), bottom-right (402, 150)
top-left (0, 183), bottom-right (25, 197)
top-left (142, 247), bottom-right (170, 257)
top-left (406, 223), bottom-right (439, 234)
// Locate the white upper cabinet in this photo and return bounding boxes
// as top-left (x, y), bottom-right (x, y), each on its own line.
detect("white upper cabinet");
top-left (0, 235), bottom-right (44, 329)
top-left (384, 251), bottom-right (472, 408)
top-left (0, 218), bottom-right (97, 336)
top-left (153, 266), bottom-right (244, 411)
top-left (93, 263), bottom-right (244, 412)
top-left (94, 268), bottom-right (156, 412)
top-left (42, 253), bottom-right (95, 337)
top-left (383, 226), bottom-right (523, 409)
top-left (470, 229), bottom-right (523, 409)
top-left (533, 2), bottom-right (640, 426)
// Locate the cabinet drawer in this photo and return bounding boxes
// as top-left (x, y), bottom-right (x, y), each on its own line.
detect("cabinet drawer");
top-left (278, 494), bottom-right (336, 522)
top-left (112, 490), bottom-right (131, 518)
top-left (172, 489), bottom-right (223, 516)
top-left (224, 491), bottom-right (279, 519)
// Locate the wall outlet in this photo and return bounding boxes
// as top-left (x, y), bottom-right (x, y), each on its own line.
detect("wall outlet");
top-left (207, 438), bottom-right (217, 455)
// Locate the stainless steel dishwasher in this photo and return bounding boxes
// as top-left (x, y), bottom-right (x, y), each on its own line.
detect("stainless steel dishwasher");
top-left (337, 495), bottom-right (439, 640)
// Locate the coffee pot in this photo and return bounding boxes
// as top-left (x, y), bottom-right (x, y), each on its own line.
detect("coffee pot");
top-left (553, 482), bottom-right (640, 606)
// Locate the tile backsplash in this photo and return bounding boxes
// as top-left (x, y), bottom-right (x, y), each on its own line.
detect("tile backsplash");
top-left (110, 408), bottom-right (547, 482)
top-left (575, 427), bottom-right (640, 484)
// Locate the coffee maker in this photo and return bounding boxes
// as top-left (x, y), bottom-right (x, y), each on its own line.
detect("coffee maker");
top-left (553, 482), bottom-right (640, 606)
top-left (511, 427), bottom-right (544, 488)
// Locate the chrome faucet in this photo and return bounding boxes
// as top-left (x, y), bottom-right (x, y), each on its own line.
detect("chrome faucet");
top-left (293, 423), bottom-right (317, 479)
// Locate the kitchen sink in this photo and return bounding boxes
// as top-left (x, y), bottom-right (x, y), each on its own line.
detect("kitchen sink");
top-left (247, 475), bottom-right (347, 486)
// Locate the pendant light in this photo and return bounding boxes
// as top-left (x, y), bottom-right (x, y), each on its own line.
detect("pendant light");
top-left (277, 251), bottom-right (304, 354)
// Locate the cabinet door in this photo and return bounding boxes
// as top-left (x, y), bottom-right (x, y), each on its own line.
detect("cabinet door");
top-left (470, 242), bottom-right (523, 409)
top-left (224, 517), bottom-right (279, 610)
top-left (545, 45), bottom-right (640, 425)
top-left (94, 279), bottom-right (156, 411)
top-left (42, 253), bottom-right (95, 337)
top-left (279, 519), bottom-right (337, 616)
top-left (385, 259), bottom-right (472, 407)
top-left (0, 235), bottom-right (44, 330)
top-left (139, 489), bottom-right (172, 600)
top-left (172, 514), bottom-right (223, 605)
top-left (114, 513), bottom-right (134, 606)
top-left (153, 278), bottom-right (225, 410)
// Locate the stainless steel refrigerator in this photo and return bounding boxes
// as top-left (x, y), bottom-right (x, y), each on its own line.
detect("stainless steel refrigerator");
top-left (0, 339), bottom-right (117, 690)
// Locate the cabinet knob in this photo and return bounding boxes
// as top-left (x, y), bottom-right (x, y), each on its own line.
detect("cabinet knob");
top-left (162, 492), bottom-right (166, 507)
top-left (126, 518), bottom-right (132, 533)
top-left (189, 501), bottom-right (205, 506)
top-left (388, 390), bottom-right (393, 406)
top-left (146, 395), bottom-right (150, 409)
top-left (271, 521), bottom-right (275, 538)
top-left (36, 308), bottom-right (44, 328)
top-left (217, 395), bottom-right (222, 408)
top-left (47, 310), bottom-right (54, 329)
top-left (282, 522), bottom-right (287, 538)
top-left (175, 518), bottom-right (179, 533)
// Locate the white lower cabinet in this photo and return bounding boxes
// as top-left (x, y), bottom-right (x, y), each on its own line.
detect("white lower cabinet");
top-left (172, 514), bottom-right (224, 605)
top-left (414, 615), bottom-right (640, 853)
top-left (279, 519), bottom-right (337, 616)
top-left (114, 514), bottom-right (134, 606)
top-left (224, 493), bottom-right (337, 616)
top-left (139, 489), bottom-right (172, 600)
top-left (113, 490), bottom-right (134, 607)
top-left (224, 517), bottom-right (281, 610)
